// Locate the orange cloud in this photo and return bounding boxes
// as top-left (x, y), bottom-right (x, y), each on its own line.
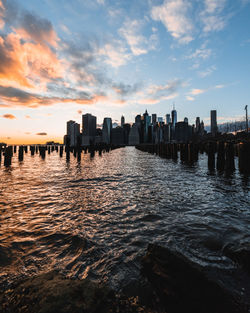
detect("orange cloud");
top-left (2, 113), bottom-right (16, 119)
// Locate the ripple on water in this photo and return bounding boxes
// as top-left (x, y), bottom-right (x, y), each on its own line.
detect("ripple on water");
top-left (0, 147), bottom-right (249, 292)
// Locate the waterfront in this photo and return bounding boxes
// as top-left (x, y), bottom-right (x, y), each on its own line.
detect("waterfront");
top-left (0, 147), bottom-right (250, 307)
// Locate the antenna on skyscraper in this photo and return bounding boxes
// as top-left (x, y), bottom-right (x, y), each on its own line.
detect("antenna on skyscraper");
top-left (173, 102), bottom-right (175, 110)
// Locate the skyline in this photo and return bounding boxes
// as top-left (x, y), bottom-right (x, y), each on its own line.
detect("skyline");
top-left (0, 0), bottom-right (250, 144)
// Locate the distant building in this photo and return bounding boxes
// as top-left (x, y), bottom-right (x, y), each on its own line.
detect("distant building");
top-left (82, 113), bottom-right (96, 145)
top-left (184, 117), bottom-right (188, 124)
top-left (111, 127), bottom-right (124, 145)
top-left (166, 114), bottom-right (171, 124)
top-left (175, 121), bottom-right (192, 142)
top-left (66, 120), bottom-right (80, 147)
top-left (142, 110), bottom-right (151, 143)
top-left (195, 117), bottom-right (201, 133)
top-left (121, 115), bottom-right (125, 127)
top-left (152, 114), bottom-right (157, 125)
top-left (123, 123), bottom-right (131, 145)
top-left (158, 117), bottom-right (163, 123)
top-left (128, 123), bottom-right (140, 145)
top-left (102, 117), bottom-right (112, 144)
top-left (210, 110), bottom-right (217, 136)
top-left (171, 109), bottom-right (177, 128)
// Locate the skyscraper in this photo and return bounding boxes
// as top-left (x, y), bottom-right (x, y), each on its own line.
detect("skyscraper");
top-left (143, 110), bottom-right (151, 143)
top-left (210, 110), bottom-right (217, 136)
top-left (121, 115), bottom-right (125, 127)
top-left (82, 114), bottom-right (96, 136)
top-left (66, 120), bottom-right (80, 147)
top-left (82, 113), bottom-right (97, 145)
top-left (195, 117), bottom-right (201, 133)
top-left (152, 114), bottom-right (157, 125)
top-left (102, 117), bottom-right (112, 144)
top-left (165, 114), bottom-right (171, 124)
top-left (171, 108), bottom-right (177, 127)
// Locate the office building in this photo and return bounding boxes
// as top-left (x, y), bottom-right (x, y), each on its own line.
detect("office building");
top-left (171, 108), bottom-right (177, 128)
top-left (82, 113), bottom-right (96, 145)
top-left (66, 120), bottom-right (80, 147)
top-left (102, 117), bottom-right (112, 144)
top-left (121, 115), bottom-right (125, 127)
top-left (166, 114), bottom-right (171, 124)
top-left (210, 110), bottom-right (217, 136)
top-left (152, 114), bottom-right (157, 125)
top-left (128, 123), bottom-right (140, 145)
top-left (111, 127), bottom-right (125, 145)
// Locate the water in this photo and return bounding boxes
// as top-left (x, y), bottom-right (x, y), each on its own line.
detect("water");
top-left (0, 147), bottom-right (250, 297)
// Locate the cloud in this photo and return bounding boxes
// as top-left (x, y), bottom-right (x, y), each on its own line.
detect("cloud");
top-left (16, 11), bottom-right (59, 47)
top-left (186, 95), bottom-right (194, 101)
top-left (151, 0), bottom-right (194, 44)
top-left (186, 46), bottom-right (212, 60)
top-left (119, 19), bottom-right (157, 56)
top-left (1, 113), bottom-right (16, 119)
top-left (36, 132), bottom-right (47, 136)
top-left (0, 85), bottom-right (108, 108)
top-left (147, 79), bottom-right (183, 95)
top-left (98, 40), bottom-right (131, 68)
top-left (190, 88), bottom-right (205, 95)
top-left (137, 93), bottom-right (178, 105)
top-left (25, 115), bottom-right (31, 118)
top-left (77, 109), bottom-right (82, 114)
top-left (0, 0), bottom-right (4, 29)
top-left (198, 65), bottom-right (216, 77)
top-left (200, 0), bottom-right (227, 33)
top-left (112, 82), bottom-right (141, 96)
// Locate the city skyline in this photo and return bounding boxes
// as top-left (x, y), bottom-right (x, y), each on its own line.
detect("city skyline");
top-left (0, 0), bottom-right (250, 144)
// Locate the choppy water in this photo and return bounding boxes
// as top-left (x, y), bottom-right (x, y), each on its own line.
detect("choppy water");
top-left (0, 147), bottom-right (250, 298)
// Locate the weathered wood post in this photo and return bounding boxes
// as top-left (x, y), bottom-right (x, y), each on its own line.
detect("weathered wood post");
top-left (216, 141), bottom-right (225, 171)
top-left (4, 146), bottom-right (12, 166)
top-left (66, 137), bottom-right (70, 161)
top-left (24, 146), bottom-right (28, 153)
top-left (225, 142), bottom-right (235, 172)
top-left (188, 143), bottom-right (194, 164)
top-left (35, 145), bottom-right (38, 153)
top-left (59, 145), bottom-right (63, 157)
top-left (238, 142), bottom-right (250, 174)
top-left (208, 142), bottom-right (215, 170)
top-left (14, 146), bottom-right (16, 153)
top-left (18, 145), bottom-right (24, 161)
top-left (48, 146), bottom-right (51, 154)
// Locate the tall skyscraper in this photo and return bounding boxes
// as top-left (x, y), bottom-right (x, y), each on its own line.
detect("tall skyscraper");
top-left (184, 117), bottom-right (188, 124)
top-left (165, 114), bottom-right (171, 124)
top-left (82, 113), bottom-right (96, 136)
top-left (210, 110), bottom-right (217, 136)
top-left (143, 110), bottom-right (151, 143)
top-left (152, 114), bottom-right (157, 125)
top-left (195, 117), bottom-right (201, 133)
top-left (171, 108), bottom-right (177, 127)
top-left (102, 117), bottom-right (112, 144)
top-left (121, 115), bottom-right (125, 127)
top-left (66, 120), bottom-right (80, 147)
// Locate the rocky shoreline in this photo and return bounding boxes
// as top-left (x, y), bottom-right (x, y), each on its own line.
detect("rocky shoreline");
top-left (1, 244), bottom-right (249, 313)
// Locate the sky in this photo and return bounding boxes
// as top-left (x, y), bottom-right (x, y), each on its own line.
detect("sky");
top-left (0, 0), bottom-right (249, 144)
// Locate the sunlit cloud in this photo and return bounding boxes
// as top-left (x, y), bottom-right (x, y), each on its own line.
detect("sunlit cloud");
top-left (151, 0), bottom-right (194, 44)
top-left (36, 132), bottom-right (47, 136)
top-left (98, 40), bottom-right (131, 68)
top-left (190, 88), bottom-right (205, 95)
top-left (1, 113), bottom-right (16, 119)
top-left (200, 0), bottom-right (227, 33)
top-left (25, 115), bottom-right (31, 119)
top-left (186, 95), bottom-right (195, 101)
top-left (119, 18), bottom-right (157, 56)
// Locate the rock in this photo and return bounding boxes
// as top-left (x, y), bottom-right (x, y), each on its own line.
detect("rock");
top-left (0, 271), bottom-right (157, 313)
top-left (141, 244), bottom-right (247, 313)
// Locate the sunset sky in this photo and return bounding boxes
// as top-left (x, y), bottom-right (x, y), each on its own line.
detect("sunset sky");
top-left (0, 0), bottom-right (249, 144)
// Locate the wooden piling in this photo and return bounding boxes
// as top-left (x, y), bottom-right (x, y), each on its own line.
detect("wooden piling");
top-left (18, 146), bottom-right (24, 161)
top-left (216, 141), bottom-right (225, 171)
top-left (238, 142), bottom-right (250, 174)
top-left (225, 142), bottom-right (235, 172)
top-left (4, 146), bottom-right (12, 166)
top-left (208, 142), bottom-right (215, 170)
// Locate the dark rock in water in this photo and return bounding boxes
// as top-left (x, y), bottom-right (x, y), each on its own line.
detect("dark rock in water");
top-left (223, 243), bottom-right (250, 274)
top-left (0, 271), bottom-right (156, 313)
top-left (141, 244), bottom-right (247, 313)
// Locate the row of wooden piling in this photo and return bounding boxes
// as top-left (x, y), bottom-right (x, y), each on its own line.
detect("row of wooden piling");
top-left (136, 141), bottom-right (250, 174)
top-left (0, 143), bottom-right (123, 167)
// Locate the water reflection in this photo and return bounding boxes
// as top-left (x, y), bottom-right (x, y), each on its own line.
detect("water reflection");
top-left (0, 147), bottom-right (249, 292)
